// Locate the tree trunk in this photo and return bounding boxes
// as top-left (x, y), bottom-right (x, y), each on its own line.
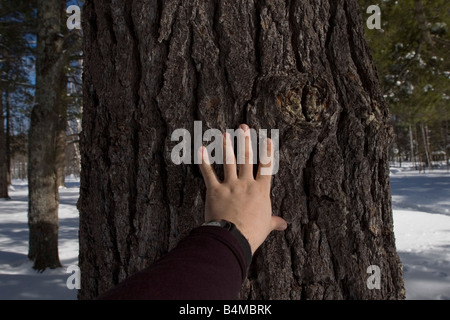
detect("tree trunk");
top-left (55, 119), bottom-right (67, 188)
top-left (420, 122), bottom-right (431, 167)
top-left (28, 0), bottom-right (64, 270)
top-left (0, 89), bottom-right (9, 199)
top-left (409, 124), bottom-right (416, 166)
top-left (5, 89), bottom-right (11, 187)
top-left (79, 0), bottom-right (404, 299)
top-left (55, 90), bottom-right (68, 188)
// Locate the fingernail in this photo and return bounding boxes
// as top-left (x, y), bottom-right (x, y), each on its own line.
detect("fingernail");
top-left (279, 220), bottom-right (288, 231)
top-left (240, 124), bottom-right (249, 132)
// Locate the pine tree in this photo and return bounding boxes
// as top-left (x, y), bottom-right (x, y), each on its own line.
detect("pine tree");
top-left (362, 0), bottom-right (450, 163)
top-left (0, 0), bottom-right (36, 198)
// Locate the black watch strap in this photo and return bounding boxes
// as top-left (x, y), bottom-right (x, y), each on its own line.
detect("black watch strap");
top-left (202, 220), bottom-right (252, 267)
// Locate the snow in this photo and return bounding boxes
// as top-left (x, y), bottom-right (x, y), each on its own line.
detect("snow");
top-left (0, 166), bottom-right (449, 300)
top-left (394, 210), bottom-right (450, 299)
top-left (390, 166), bottom-right (450, 215)
top-left (390, 165), bottom-right (450, 300)
top-left (0, 178), bottom-right (79, 300)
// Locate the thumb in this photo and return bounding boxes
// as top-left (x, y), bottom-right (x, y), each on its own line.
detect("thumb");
top-left (270, 216), bottom-right (287, 231)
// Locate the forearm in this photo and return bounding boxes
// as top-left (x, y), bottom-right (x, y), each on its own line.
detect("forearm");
top-left (97, 226), bottom-right (249, 300)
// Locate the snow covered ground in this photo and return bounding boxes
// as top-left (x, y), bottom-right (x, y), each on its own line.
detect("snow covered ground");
top-left (0, 166), bottom-right (449, 300)
top-left (0, 178), bottom-right (79, 300)
top-left (390, 165), bottom-right (450, 300)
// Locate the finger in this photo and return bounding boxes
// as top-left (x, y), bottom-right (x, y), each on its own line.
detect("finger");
top-left (237, 124), bottom-right (254, 179)
top-left (197, 146), bottom-right (220, 188)
top-left (223, 132), bottom-right (237, 181)
top-left (256, 137), bottom-right (274, 182)
top-left (270, 215), bottom-right (288, 231)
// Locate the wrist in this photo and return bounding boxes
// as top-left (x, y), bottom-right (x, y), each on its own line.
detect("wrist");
top-left (202, 220), bottom-right (253, 266)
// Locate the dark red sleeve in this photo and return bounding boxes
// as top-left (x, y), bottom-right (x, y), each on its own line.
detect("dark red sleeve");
top-left (97, 226), bottom-right (250, 300)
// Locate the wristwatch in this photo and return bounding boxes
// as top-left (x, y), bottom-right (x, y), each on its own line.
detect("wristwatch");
top-left (202, 220), bottom-right (252, 267)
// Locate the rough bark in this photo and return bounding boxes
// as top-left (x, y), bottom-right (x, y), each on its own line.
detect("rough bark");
top-left (55, 96), bottom-right (67, 188)
top-left (27, 0), bottom-right (64, 270)
top-left (79, 0), bottom-right (405, 299)
top-left (55, 119), bottom-right (67, 188)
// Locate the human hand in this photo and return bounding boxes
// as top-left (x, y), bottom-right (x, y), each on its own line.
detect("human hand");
top-left (198, 124), bottom-right (287, 254)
